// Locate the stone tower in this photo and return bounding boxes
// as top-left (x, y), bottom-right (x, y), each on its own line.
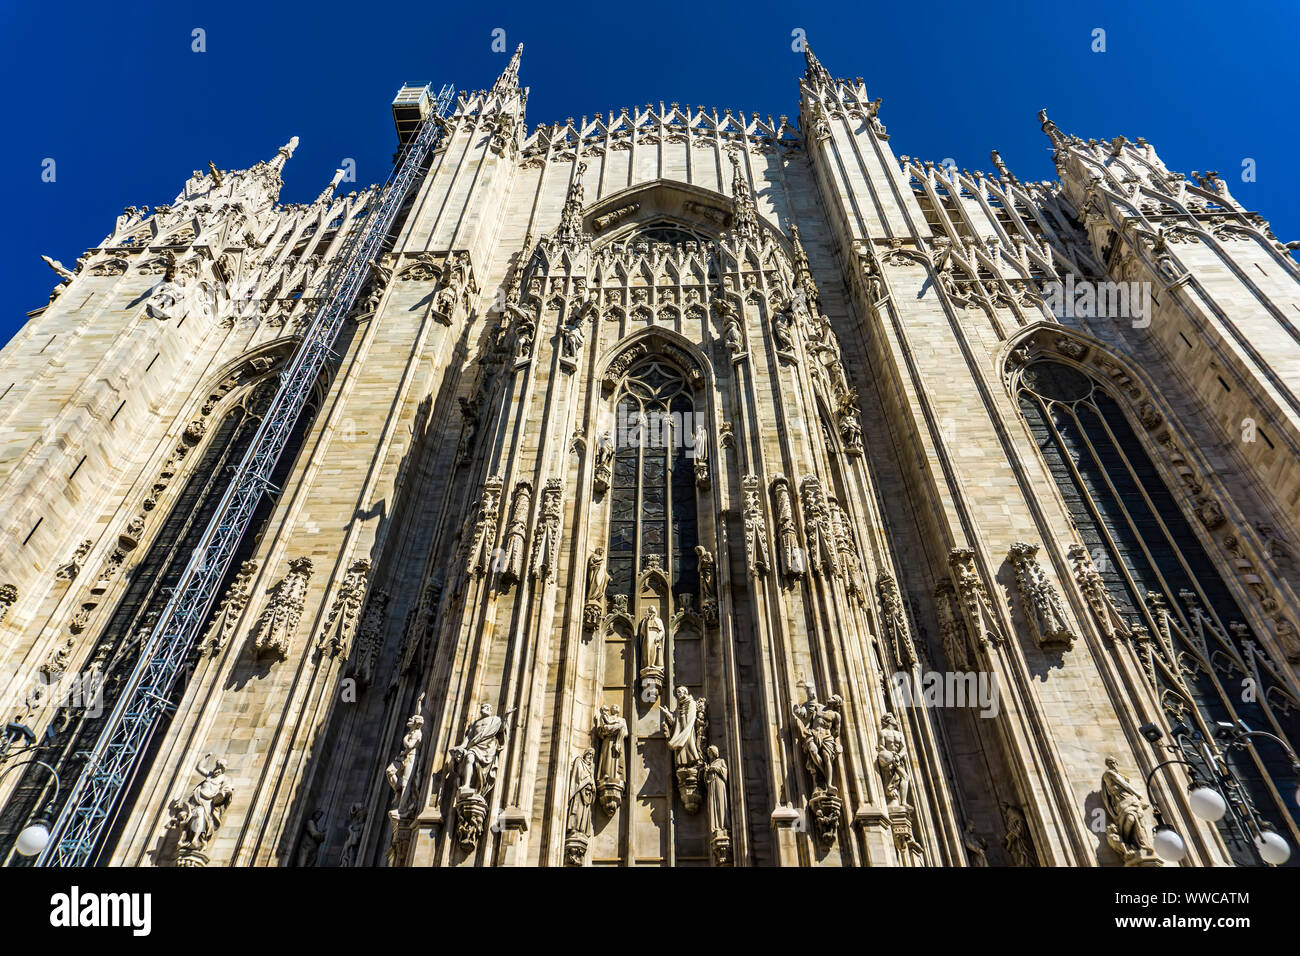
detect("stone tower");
top-left (0, 45), bottom-right (1297, 867)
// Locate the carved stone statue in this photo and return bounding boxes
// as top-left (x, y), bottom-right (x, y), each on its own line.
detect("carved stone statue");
top-left (448, 703), bottom-right (509, 852)
top-left (963, 821), bottom-right (989, 867)
top-left (338, 803), bottom-right (365, 867)
top-left (563, 748), bottom-right (595, 865)
top-left (592, 431), bottom-right (615, 493)
top-left (696, 546), bottom-right (718, 624)
top-left (1101, 756), bottom-right (1156, 865)
top-left (583, 547), bottom-right (609, 628)
top-left (876, 712), bottom-right (911, 808)
top-left (772, 476), bottom-right (805, 578)
top-left (662, 685), bottom-right (705, 813)
top-left (1002, 804), bottom-right (1036, 867)
top-left (791, 691), bottom-right (844, 845)
top-left (166, 753), bottom-right (234, 866)
top-left (1008, 542), bottom-right (1076, 648)
top-left (594, 704), bottom-right (627, 814)
top-left (498, 482), bottom-right (532, 587)
top-left (254, 556), bottom-right (313, 660)
top-left (296, 809), bottom-right (326, 867)
top-left (742, 475), bottom-right (771, 576)
top-left (704, 745), bottom-right (732, 865)
top-left (639, 606), bottom-right (666, 701)
top-left (385, 696), bottom-right (425, 812)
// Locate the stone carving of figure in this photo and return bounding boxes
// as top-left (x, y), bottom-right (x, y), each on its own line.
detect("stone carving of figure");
top-left (593, 431), bottom-right (615, 493)
top-left (773, 309), bottom-right (797, 356)
top-left (705, 745), bottom-right (732, 864)
top-left (640, 606), bottom-right (665, 671)
top-left (963, 821), bottom-right (988, 867)
top-left (296, 809), bottom-right (326, 867)
top-left (254, 556), bottom-right (313, 660)
top-left (1002, 804), bottom-right (1035, 867)
top-left (724, 311), bottom-right (744, 354)
top-left (338, 803), bottom-right (365, 867)
top-left (791, 693), bottom-right (843, 793)
top-left (705, 745), bottom-right (729, 839)
top-left (662, 686), bottom-right (703, 768)
top-left (564, 748), bottom-right (596, 865)
top-left (499, 482), bottom-right (532, 586)
top-left (696, 546), bottom-right (718, 623)
top-left (560, 314), bottom-right (585, 360)
top-left (772, 477), bottom-right (805, 577)
top-left (594, 704), bottom-right (628, 814)
top-left (449, 703), bottom-right (508, 797)
top-left (385, 698), bottom-right (425, 810)
top-left (876, 712), bottom-right (911, 808)
top-left (1101, 756), bottom-right (1155, 864)
top-left (583, 547), bottom-right (609, 628)
top-left (168, 753), bottom-right (234, 864)
top-left (692, 424), bottom-right (709, 487)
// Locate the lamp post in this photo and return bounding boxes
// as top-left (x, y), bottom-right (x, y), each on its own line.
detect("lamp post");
top-left (1138, 719), bottom-right (1300, 866)
top-left (0, 757), bottom-right (61, 860)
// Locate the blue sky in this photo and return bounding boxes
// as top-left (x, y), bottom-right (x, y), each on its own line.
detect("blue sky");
top-left (2, 0), bottom-right (1296, 343)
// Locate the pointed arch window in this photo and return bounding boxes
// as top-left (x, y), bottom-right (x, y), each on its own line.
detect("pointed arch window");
top-left (1017, 358), bottom-right (1300, 863)
top-left (605, 360), bottom-right (700, 605)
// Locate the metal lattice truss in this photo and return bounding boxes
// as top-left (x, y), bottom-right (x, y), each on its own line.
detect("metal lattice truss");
top-left (39, 84), bottom-right (455, 866)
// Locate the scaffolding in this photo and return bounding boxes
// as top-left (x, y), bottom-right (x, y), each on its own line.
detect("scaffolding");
top-left (36, 83), bottom-right (455, 867)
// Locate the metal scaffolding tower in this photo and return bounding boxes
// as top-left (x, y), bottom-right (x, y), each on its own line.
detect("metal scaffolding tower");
top-left (36, 83), bottom-right (455, 866)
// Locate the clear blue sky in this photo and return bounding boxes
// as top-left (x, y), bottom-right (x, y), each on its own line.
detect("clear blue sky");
top-left (2, 0), bottom-right (1296, 344)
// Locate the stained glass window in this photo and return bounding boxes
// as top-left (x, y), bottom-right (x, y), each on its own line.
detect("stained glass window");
top-left (605, 361), bottom-right (700, 606)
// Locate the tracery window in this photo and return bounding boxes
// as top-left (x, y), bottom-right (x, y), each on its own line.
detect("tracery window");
top-left (1018, 359), bottom-right (1300, 863)
top-left (605, 361), bottom-right (699, 607)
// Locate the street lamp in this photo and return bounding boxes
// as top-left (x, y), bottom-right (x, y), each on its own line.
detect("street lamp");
top-left (0, 757), bottom-right (61, 859)
top-left (1138, 719), bottom-right (1300, 866)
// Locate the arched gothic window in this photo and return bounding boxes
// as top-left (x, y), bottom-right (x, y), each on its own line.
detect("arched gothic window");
top-left (0, 372), bottom-right (321, 864)
top-left (605, 361), bottom-right (700, 607)
top-left (1018, 358), bottom-right (1300, 863)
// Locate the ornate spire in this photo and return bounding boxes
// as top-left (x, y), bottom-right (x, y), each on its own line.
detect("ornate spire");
top-left (1037, 109), bottom-right (1068, 150)
top-left (492, 43), bottom-right (524, 95)
top-left (728, 151), bottom-right (759, 243)
top-left (556, 162), bottom-right (589, 248)
top-left (789, 224), bottom-right (819, 309)
top-left (804, 43), bottom-right (833, 89)
top-left (268, 136), bottom-right (299, 175)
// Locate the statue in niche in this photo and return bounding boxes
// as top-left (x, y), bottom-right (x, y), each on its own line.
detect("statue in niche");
top-left (773, 308), bottom-right (797, 357)
top-left (583, 547), bottom-right (609, 629)
top-left (692, 424), bottom-right (709, 488)
top-left (724, 310), bottom-right (744, 355)
top-left (563, 748), bottom-right (595, 865)
top-left (742, 476), bottom-right (771, 575)
top-left (1002, 804), bottom-right (1036, 867)
top-left (338, 803), bottom-right (365, 867)
top-left (385, 695), bottom-right (425, 813)
top-left (1101, 756), bottom-right (1157, 865)
top-left (696, 546), bottom-right (718, 624)
top-left (661, 685), bottom-right (706, 813)
top-left (592, 431), bottom-right (615, 493)
top-left (772, 477), bottom-right (805, 578)
top-left (448, 703), bottom-right (509, 852)
top-left (560, 313), bottom-right (585, 361)
top-left (875, 713), bottom-right (911, 809)
top-left (594, 704), bottom-right (627, 814)
top-left (167, 753), bottom-right (234, 866)
top-left (704, 745), bottom-right (732, 865)
top-left (639, 606), bottom-right (665, 702)
top-left (296, 809), bottom-right (326, 867)
top-left (791, 691), bottom-right (844, 846)
top-left (498, 483), bottom-right (532, 587)
top-left (963, 821), bottom-right (989, 867)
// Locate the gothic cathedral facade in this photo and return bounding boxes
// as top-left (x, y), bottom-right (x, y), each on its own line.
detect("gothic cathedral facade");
top-left (1, 47), bottom-right (1298, 867)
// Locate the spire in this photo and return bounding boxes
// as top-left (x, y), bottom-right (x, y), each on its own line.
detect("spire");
top-left (1037, 110), bottom-right (1068, 150)
top-left (789, 224), bottom-right (819, 309)
top-left (555, 162), bottom-right (588, 248)
top-left (803, 43), bottom-right (833, 89)
top-left (268, 136), bottom-right (299, 175)
top-left (728, 151), bottom-right (759, 243)
top-left (492, 43), bottom-right (524, 95)
top-left (315, 167), bottom-right (347, 204)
